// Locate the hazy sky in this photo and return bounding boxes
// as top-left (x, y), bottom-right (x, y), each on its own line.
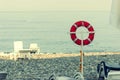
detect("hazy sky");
top-left (0, 0), bottom-right (112, 11)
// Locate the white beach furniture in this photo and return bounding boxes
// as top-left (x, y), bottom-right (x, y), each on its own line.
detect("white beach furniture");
top-left (14, 41), bottom-right (23, 53)
top-left (49, 72), bottom-right (84, 80)
top-left (97, 61), bottom-right (120, 80)
top-left (11, 41), bottom-right (40, 60)
top-left (29, 43), bottom-right (40, 54)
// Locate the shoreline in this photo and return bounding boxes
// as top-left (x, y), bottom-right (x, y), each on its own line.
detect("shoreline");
top-left (30, 52), bottom-right (120, 59)
top-left (0, 52), bottom-right (120, 60)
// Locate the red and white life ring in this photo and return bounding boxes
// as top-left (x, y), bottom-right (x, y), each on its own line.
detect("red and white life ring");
top-left (70, 21), bottom-right (95, 46)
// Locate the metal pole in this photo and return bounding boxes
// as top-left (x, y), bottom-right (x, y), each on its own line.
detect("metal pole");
top-left (80, 33), bottom-right (84, 75)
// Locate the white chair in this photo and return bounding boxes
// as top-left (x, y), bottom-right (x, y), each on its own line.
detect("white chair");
top-left (29, 43), bottom-right (40, 54)
top-left (14, 41), bottom-right (23, 53)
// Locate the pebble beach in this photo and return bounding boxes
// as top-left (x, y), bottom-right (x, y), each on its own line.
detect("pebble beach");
top-left (0, 52), bottom-right (120, 80)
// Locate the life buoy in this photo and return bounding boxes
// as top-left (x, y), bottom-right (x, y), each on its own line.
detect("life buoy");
top-left (70, 21), bottom-right (95, 46)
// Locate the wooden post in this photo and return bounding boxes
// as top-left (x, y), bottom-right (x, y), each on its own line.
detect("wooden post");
top-left (80, 50), bottom-right (83, 75)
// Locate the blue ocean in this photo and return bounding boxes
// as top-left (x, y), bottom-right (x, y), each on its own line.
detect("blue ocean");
top-left (0, 11), bottom-right (120, 53)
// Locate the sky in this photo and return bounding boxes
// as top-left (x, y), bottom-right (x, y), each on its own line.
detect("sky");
top-left (0, 0), bottom-right (112, 11)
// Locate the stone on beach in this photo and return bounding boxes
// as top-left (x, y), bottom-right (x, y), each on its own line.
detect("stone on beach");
top-left (0, 53), bottom-right (120, 80)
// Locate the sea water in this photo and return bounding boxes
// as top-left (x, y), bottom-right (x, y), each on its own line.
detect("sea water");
top-left (0, 11), bottom-right (120, 53)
